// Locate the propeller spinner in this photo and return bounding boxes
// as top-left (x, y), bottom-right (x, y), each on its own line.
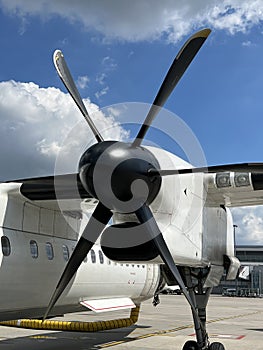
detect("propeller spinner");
top-left (43, 28), bottom-right (211, 320)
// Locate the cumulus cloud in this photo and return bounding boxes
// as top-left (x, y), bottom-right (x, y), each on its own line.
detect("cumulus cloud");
top-left (231, 206), bottom-right (263, 245)
top-left (0, 80), bottom-right (128, 180)
top-left (1, 0), bottom-right (263, 43)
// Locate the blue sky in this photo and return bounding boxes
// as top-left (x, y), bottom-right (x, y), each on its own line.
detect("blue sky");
top-left (0, 0), bottom-right (263, 244)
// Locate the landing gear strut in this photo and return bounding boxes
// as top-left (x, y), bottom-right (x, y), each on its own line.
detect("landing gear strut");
top-left (180, 267), bottom-right (225, 350)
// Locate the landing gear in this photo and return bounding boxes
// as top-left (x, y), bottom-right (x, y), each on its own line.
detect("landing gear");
top-left (152, 293), bottom-right (160, 307)
top-left (182, 341), bottom-right (225, 350)
top-left (209, 342), bottom-right (225, 350)
top-left (182, 340), bottom-right (199, 350)
top-left (178, 267), bottom-right (225, 350)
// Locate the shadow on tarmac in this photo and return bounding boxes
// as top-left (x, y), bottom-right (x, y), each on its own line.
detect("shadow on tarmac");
top-left (247, 328), bottom-right (263, 333)
top-left (0, 324), bottom-right (143, 350)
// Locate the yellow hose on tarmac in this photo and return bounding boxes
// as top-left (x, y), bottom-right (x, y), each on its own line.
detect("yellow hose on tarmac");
top-left (0, 305), bottom-right (140, 332)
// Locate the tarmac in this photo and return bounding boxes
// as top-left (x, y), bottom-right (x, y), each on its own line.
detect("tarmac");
top-left (0, 295), bottom-right (262, 350)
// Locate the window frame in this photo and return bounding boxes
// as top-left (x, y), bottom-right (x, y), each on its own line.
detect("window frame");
top-left (91, 249), bottom-right (96, 263)
top-left (46, 242), bottom-right (54, 260)
top-left (62, 244), bottom-right (69, 262)
top-left (1, 236), bottom-right (11, 257)
top-left (98, 250), bottom-right (104, 264)
top-left (30, 240), bottom-right (38, 259)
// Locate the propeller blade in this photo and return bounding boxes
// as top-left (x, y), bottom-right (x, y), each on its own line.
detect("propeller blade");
top-left (43, 202), bottom-right (112, 321)
top-left (53, 50), bottom-right (103, 143)
top-left (133, 28), bottom-right (211, 147)
top-left (148, 162), bottom-right (263, 176)
top-left (135, 205), bottom-right (196, 311)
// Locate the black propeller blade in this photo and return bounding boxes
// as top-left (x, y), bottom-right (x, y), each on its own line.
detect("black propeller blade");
top-left (133, 28), bottom-right (211, 147)
top-left (43, 202), bottom-right (112, 320)
top-left (53, 50), bottom-right (103, 143)
top-left (135, 205), bottom-right (196, 311)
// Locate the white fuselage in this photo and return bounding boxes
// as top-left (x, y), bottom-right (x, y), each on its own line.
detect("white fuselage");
top-left (0, 184), bottom-right (160, 321)
top-left (0, 228), bottom-right (160, 321)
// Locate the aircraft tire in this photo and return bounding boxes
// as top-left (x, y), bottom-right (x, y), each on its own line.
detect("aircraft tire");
top-left (182, 340), bottom-right (198, 350)
top-left (209, 342), bottom-right (225, 350)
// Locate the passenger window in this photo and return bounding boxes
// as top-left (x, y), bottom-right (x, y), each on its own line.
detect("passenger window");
top-left (30, 240), bottom-right (38, 258)
top-left (46, 242), bottom-right (54, 260)
top-left (99, 250), bottom-right (104, 264)
top-left (62, 245), bottom-right (69, 262)
top-left (1, 236), bottom-right (11, 256)
top-left (91, 249), bottom-right (96, 263)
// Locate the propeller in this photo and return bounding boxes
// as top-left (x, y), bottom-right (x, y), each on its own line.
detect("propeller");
top-left (43, 28), bottom-right (211, 320)
top-left (133, 28), bottom-right (211, 147)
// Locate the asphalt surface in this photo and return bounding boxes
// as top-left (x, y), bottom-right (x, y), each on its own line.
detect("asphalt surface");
top-left (0, 295), bottom-right (262, 349)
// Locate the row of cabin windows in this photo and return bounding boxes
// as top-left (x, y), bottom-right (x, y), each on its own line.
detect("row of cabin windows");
top-left (30, 241), bottom-right (54, 260)
top-left (1, 236), bottom-right (145, 268)
top-left (30, 240), bottom-right (55, 260)
top-left (1, 236), bottom-right (105, 264)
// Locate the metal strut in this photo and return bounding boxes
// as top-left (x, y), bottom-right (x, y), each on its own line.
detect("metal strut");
top-left (184, 267), bottom-right (212, 350)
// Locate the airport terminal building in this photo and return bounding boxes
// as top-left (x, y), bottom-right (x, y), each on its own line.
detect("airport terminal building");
top-left (214, 245), bottom-right (263, 296)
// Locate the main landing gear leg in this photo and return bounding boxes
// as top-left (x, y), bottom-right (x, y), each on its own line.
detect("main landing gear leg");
top-left (181, 267), bottom-right (225, 350)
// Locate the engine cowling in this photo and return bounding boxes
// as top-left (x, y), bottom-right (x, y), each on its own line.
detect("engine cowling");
top-left (101, 222), bottom-right (160, 262)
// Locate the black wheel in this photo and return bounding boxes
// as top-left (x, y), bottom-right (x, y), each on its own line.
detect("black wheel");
top-left (209, 342), bottom-right (225, 350)
top-left (182, 340), bottom-right (198, 350)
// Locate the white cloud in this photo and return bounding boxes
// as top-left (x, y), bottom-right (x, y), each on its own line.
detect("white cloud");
top-left (0, 80), bottom-right (128, 179)
top-left (231, 206), bottom-right (263, 245)
top-left (101, 56), bottom-right (117, 70)
top-left (96, 73), bottom-right (107, 86)
top-left (242, 40), bottom-right (256, 47)
top-left (76, 75), bottom-right (89, 89)
top-left (1, 0), bottom-right (263, 43)
top-left (37, 139), bottom-right (61, 156)
top-left (95, 86), bottom-right (109, 100)
top-left (242, 40), bottom-right (252, 47)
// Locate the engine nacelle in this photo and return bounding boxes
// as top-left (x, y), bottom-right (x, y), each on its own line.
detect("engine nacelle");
top-left (101, 222), bottom-right (159, 262)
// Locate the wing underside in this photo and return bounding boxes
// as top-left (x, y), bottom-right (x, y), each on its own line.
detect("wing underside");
top-left (206, 171), bottom-right (263, 207)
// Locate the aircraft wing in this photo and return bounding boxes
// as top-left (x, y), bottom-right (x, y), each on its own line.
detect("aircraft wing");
top-left (6, 167), bottom-right (263, 209)
top-left (205, 170), bottom-right (263, 207)
top-left (4, 173), bottom-right (95, 212)
top-left (6, 173), bottom-right (88, 200)
top-left (1, 174), bottom-right (97, 240)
